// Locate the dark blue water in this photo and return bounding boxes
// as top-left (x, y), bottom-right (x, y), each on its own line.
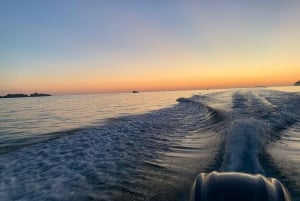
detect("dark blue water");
top-left (0, 87), bottom-right (300, 201)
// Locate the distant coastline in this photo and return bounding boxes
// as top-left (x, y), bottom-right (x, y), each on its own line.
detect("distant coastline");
top-left (294, 81), bottom-right (300, 86)
top-left (0, 92), bottom-right (51, 99)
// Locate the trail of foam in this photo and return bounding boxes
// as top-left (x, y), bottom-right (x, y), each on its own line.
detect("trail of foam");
top-left (217, 90), bottom-right (300, 174)
top-left (221, 118), bottom-right (270, 174)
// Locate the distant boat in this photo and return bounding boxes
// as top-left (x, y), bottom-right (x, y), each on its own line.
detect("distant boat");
top-left (132, 91), bottom-right (139, 93)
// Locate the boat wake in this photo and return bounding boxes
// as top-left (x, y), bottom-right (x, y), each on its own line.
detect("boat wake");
top-left (1, 89), bottom-right (300, 200)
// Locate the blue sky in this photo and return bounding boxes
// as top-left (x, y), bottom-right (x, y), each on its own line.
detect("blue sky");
top-left (1, 1), bottom-right (300, 94)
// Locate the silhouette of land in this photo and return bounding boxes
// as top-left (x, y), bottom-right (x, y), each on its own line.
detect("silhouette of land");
top-left (0, 93), bottom-right (51, 98)
top-left (29, 92), bottom-right (51, 97)
top-left (294, 81), bottom-right (300, 86)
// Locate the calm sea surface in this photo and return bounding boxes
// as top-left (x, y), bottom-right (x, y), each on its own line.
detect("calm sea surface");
top-left (0, 90), bottom-right (206, 152)
top-left (0, 87), bottom-right (300, 201)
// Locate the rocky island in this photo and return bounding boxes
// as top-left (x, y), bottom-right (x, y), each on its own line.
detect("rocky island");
top-left (30, 92), bottom-right (51, 97)
top-left (1, 94), bottom-right (29, 98)
top-left (294, 81), bottom-right (300, 86)
top-left (0, 93), bottom-right (51, 98)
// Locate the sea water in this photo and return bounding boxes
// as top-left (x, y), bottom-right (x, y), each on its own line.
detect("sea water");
top-left (0, 87), bottom-right (300, 201)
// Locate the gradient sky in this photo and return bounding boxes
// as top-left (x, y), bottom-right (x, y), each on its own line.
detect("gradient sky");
top-left (1, 1), bottom-right (300, 94)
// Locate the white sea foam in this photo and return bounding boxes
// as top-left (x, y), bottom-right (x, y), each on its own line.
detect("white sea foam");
top-left (221, 118), bottom-right (270, 174)
top-left (204, 89), bottom-right (300, 175)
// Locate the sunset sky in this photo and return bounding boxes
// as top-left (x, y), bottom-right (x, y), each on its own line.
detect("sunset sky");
top-left (1, 1), bottom-right (300, 94)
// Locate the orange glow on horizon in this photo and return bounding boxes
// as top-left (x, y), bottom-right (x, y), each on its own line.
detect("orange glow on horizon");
top-left (2, 65), bottom-right (298, 95)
